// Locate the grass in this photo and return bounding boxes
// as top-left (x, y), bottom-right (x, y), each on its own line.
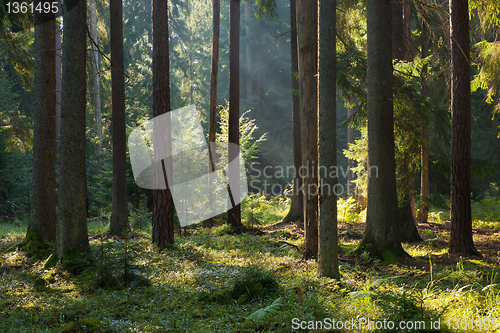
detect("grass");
top-left (1, 197), bottom-right (500, 332)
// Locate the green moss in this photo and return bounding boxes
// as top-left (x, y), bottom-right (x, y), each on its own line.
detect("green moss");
top-left (22, 230), bottom-right (51, 255)
top-left (59, 318), bottom-right (108, 333)
top-left (60, 250), bottom-right (92, 275)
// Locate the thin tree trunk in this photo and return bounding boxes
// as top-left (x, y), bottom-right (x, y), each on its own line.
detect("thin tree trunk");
top-left (152, 0), bottom-right (175, 246)
top-left (347, 106), bottom-right (355, 195)
top-left (449, 0), bottom-right (479, 256)
top-left (208, 0), bottom-right (220, 209)
top-left (282, 0), bottom-right (302, 223)
top-left (245, 2), bottom-right (252, 100)
top-left (90, 0), bottom-right (102, 159)
top-left (403, 0), bottom-right (412, 60)
top-left (28, 1), bottom-right (57, 243)
top-left (55, 0), bottom-right (61, 155)
top-left (228, 0), bottom-right (242, 229)
top-left (297, 0), bottom-right (318, 259)
top-left (417, 20), bottom-right (429, 223)
top-left (55, 0), bottom-right (89, 258)
top-left (318, 0), bottom-right (339, 279)
top-left (109, 0), bottom-right (128, 234)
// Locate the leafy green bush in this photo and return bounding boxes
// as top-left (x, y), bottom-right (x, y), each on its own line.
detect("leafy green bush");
top-left (338, 197), bottom-right (365, 223)
top-left (242, 193), bottom-right (289, 227)
top-left (472, 197), bottom-right (500, 222)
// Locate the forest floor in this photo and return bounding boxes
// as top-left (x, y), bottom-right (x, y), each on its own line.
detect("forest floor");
top-left (1, 196), bottom-right (500, 332)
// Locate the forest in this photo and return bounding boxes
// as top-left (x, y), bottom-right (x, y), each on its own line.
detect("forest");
top-left (1, 0), bottom-right (500, 331)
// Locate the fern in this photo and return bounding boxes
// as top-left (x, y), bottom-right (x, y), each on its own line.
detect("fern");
top-left (246, 297), bottom-right (284, 322)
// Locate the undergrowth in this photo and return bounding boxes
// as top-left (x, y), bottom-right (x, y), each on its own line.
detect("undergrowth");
top-left (0, 197), bottom-right (499, 332)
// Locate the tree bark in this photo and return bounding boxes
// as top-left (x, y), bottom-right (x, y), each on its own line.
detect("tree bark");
top-left (391, 0), bottom-right (405, 61)
top-left (318, 0), bottom-right (339, 279)
top-left (209, 0), bottom-right (220, 146)
top-left (358, 0), bottom-right (408, 258)
top-left (152, 0), bottom-right (175, 246)
top-left (55, 0), bottom-right (61, 156)
top-left (282, 0), bottom-right (303, 223)
top-left (208, 0), bottom-right (220, 210)
top-left (297, 0), bottom-right (318, 259)
top-left (228, 0), bottom-right (242, 229)
top-left (417, 20), bottom-right (429, 223)
top-left (55, 0), bottom-right (89, 258)
top-left (28, 1), bottom-right (57, 243)
top-left (109, 0), bottom-right (129, 234)
top-left (245, 2), bottom-right (252, 100)
top-left (90, 0), bottom-right (102, 159)
top-left (347, 106), bottom-right (355, 195)
top-left (449, 0), bottom-right (479, 256)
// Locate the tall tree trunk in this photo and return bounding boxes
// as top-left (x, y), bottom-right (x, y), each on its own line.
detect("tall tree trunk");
top-left (152, 0), bottom-right (175, 246)
top-left (449, 0), bottom-right (479, 256)
top-left (228, 0), bottom-right (242, 229)
top-left (90, 0), bottom-right (102, 159)
top-left (297, 0), bottom-right (318, 259)
top-left (347, 106), bottom-right (355, 195)
top-left (208, 0), bottom-right (220, 209)
top-left (391, 0), bottom-right (405, 61)
top-left (358, 0), bottom-right (407, 258)
top-left (55, 0), bottom-right (89, 259)
top-left (109, 0), bottom-right (128, 234)
top-left (55, 0), bottom-right (61, 156)
top-left (318, 0), bottom-right (339, 279)
top-left (209, 0), bottom-right (220, 145)
top-left (417, 20), bottom-right (429, 223)
top-left (28, 1), bottom-right (57, 243)
top-left (245, 2), bottom-right (252, 100)
top-left (403, 0), bottom-right (412, 60)
top-left (282, 0), bottom-right (302, 223)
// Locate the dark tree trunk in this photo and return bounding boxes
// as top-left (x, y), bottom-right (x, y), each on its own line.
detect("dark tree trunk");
top-left (208, 0), bottom-right (220, 210)
top-left (347, 106), bottom-right (355, 195)
top-left (109, 0), bottom-right (129, 234)
top-left (152, 0), bottom-right (175, 246)
top-left (282, 0), bottom-right (303, 224)
top-left (55, 0), bottom-right (89, 258)
top-left (297, 0), bottom-right (318, 259)
top-left (28, 1), bottom-right (57, 243)
top-left (55, 0), bottom-right (61, 156)
top-left (417, 21), bottom-right (429, 223)
top-left (391, 0), bottom-right (405, 61)
top-left (90, 0), bottom-right (102, 159)
top-left (228, 0), bottom-right (242, 229)
top-left (209, 0), bottom-right (220, 146)
top-left (449, 0), bottom-right (479, 256)
top-left (245, 2), bottom-right (252, 100)
top-left (318, 0), bottom-right (339, 279)
top-left (358, 0), bottom-right (408, 258)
